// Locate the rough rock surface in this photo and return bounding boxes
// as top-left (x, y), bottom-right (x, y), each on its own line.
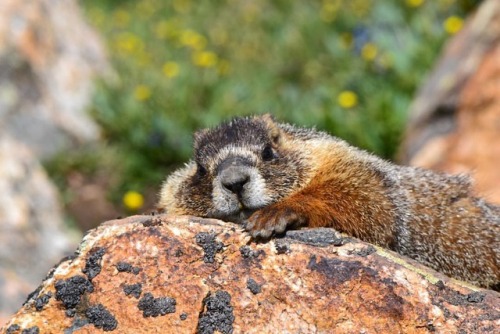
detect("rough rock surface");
top-left (2, 215), bottom-right (498, 333)
top-left (0, 135), bottom-right (77, 324)
top-left (400, 0), bottom-right (500, 204)
top-left (0, 0), bottom-right (106, 159)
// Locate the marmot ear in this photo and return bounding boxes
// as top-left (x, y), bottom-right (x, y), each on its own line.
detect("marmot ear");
top-left (193, 128), bottom-right (208, 148)
top-left (258, 113), bottom-right (281, 145)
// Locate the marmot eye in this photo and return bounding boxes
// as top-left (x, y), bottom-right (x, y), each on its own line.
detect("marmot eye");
top-left (261, 145), bottom-right (275, 161)
top-left (196, 163), bottom-right (207, 177)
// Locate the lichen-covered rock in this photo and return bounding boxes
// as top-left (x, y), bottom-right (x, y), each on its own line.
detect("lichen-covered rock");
top-left (400, 0), bottom-right (500, 204)
top-left (1, 215), bottom-right (498, 333)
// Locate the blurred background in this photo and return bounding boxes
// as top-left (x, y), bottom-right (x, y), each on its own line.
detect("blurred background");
top-left (4, 0), bottom-right (500, 324)
top-left (73, 0), bottom-right (477, 224)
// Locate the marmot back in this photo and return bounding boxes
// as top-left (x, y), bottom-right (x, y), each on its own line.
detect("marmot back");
top-left (159, 114), bottom-right (500, 290)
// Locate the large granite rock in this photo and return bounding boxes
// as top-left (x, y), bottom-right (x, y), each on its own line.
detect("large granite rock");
top-left (0, 0), bottom-right (106, 159)
top-left (0, 135), bottom-right (76, 323)
top-left (0, 0), bottom-right (107, 324)
top-left (400, 0), bottom-right (500, 204)
top-left (1, 215), bottom-right (498, 333)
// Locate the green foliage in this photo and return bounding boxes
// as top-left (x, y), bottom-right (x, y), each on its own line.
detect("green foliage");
top-left (76, 0), bottom-right (477, 201)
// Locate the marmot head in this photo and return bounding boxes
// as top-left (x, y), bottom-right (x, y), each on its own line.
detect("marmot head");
top-left (162, 114), bottom-right (308, 223)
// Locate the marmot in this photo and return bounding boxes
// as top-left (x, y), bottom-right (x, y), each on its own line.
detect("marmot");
top-left (159, 114), bottom-right (500, 290)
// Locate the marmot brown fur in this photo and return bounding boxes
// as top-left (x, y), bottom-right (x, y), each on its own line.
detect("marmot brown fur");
top-left (159, 114), bottom-right (499, 290)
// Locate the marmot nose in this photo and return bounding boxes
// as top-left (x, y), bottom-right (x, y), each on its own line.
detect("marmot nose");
top-left (220, 169), bottom-right (250, 195)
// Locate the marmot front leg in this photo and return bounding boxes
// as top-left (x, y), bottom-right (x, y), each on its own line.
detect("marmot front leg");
top-left (244, 187), bottom-right (335, 238)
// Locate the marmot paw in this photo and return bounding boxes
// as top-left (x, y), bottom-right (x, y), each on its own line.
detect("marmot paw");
top-left (244, 206), bottom-right (306, 239)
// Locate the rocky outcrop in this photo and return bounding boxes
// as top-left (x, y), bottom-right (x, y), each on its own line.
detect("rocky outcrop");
top-left (0, 135), bottom-right (76, 323)
top-left (400, 0), bottom-right (500, 204)
top-left (0, 0), bottom-right (106, 159)
top-left (2, 215), bottom-right (498, 333)
top-left (0, 0), bottom-right (107, 323)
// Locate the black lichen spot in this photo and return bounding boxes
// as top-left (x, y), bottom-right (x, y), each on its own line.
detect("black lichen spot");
top-left (23, 285), bottom-right (43, 307)
top-left (426, 323), bottom-right (436, 332)
top-left (246, 278), bottom-right (262, 295)
top-left (116, 262), bottom-right (141, 275)
top-left (116, 262), bottom-right (132, 272)
top-left (239, 246), bottom-right (265, 260)
top-left (82, 247), bottom-right (106, 280)
top-left (66, 309), bottom-right (77, 317)
top-left (6, 324), bottom-right (20, 334)
top-left (21, 327), bottom-right (39, 334)
top-left (138, 293), bottom-right (176, 317)
top-left (86, 304), bottom-right (118, 331)
top-left (307, 255), bottom-right (375, 286)
top-left (123, 283), bottom-right (142, 299)
top-left (239, 246), bottom-right (253, 258)
top-left (174, 248), bottom-right (184, 257)
top-left (429, 282), bottom-right (492, 320)
top-left (466, 292), bottom-right (485, 303)
top-left (195, 232), bottom-right (224, 263)
top-left (197, 290), bottom-right (234, 334)
top-left (274, 241), bottom-right (290, 254)
top-left (435, 280), bottom-right (446, 290)
top-left (350, 245), bottom-right (376, 257)
top-left (435, 287), bottom-right (484, 307)
top-left (285, 228), bottom-right (347, 247)
top-left (55, 275), bottom-right (94, 309)
top-left (180, 313), bottom-right (188, 320)
top-left (142, 217), bottom-right (163, 227)
top-left (34, 292), bottom-right (52, 311)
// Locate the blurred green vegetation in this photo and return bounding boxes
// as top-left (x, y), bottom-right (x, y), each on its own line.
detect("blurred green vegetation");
top-left (49, 0), bottom-right (480, 213)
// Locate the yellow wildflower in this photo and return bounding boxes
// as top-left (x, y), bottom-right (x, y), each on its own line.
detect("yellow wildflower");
top-left (180, 30), bottom-right (207, 50)
top-left (361, 43), bottom-right (378, 61)
top-left (337, 91), bottom-right (358, 109)
top-left (405, 0), bottom-right (424, 8)
top-left (193, 51), bottom-right (218, 68)
top-left (123, 191), bottom-right (144, 211)
top-left (162, 62), bottom-right (180, 78)
top-left (443, 16), bottom-right (464, 35)
top-left (115, 32), bottom-right (144, 54)
top-left (134, 85), bottom-right (152, 101)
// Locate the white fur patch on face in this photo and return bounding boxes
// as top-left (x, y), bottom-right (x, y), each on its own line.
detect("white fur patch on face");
top-left (210, 164), bottom-right (273, 218)
top-left (211, 178), bottom-right (240, 215)
top-left (241, 169), bottom-right (273, 208)
top-left (211, 144), bottom-right (261, 169)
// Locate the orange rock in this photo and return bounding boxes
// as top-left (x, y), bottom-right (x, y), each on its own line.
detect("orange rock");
top-left (401, 0), bottom-right (500, 204)
top-left (1, 215), bottom-right (498, 333)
